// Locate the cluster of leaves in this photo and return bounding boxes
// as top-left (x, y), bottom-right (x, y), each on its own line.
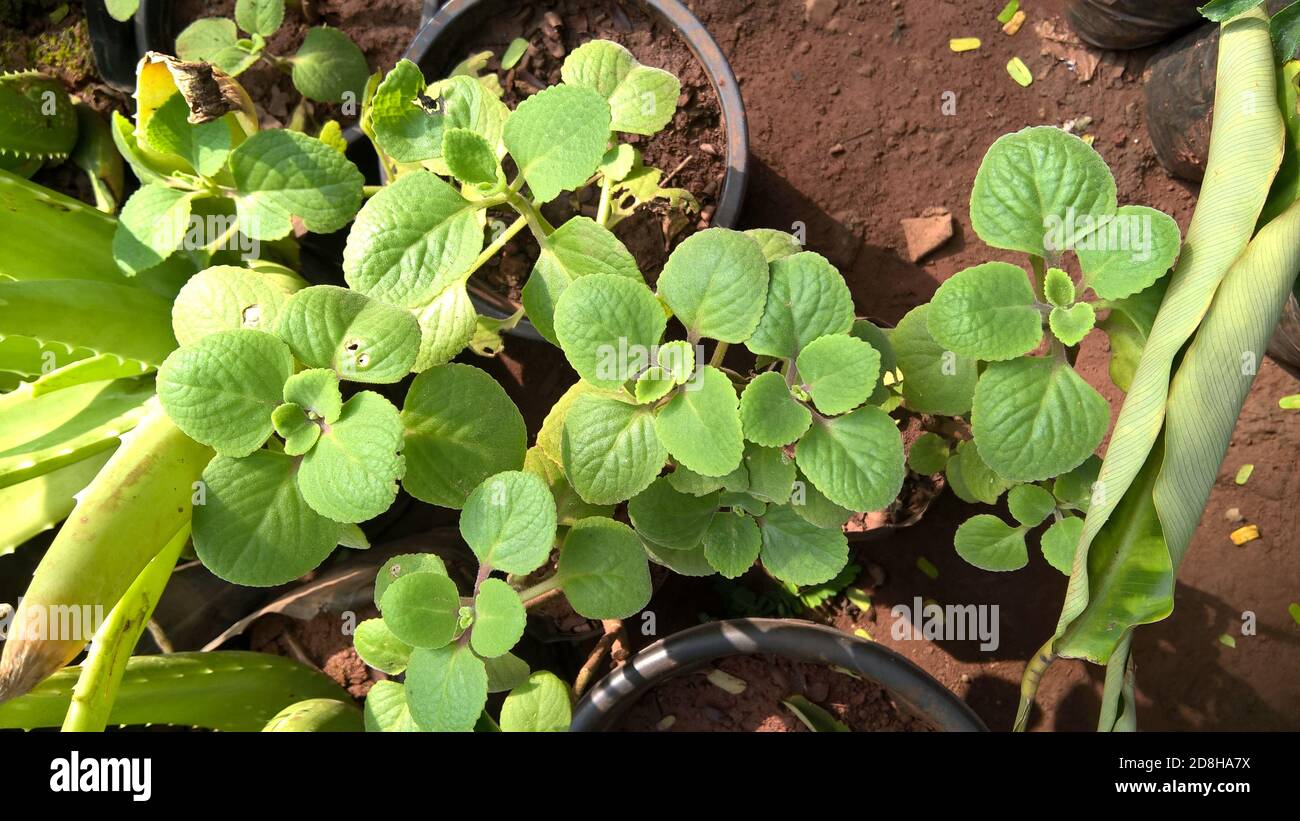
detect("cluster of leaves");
top-left (175, 0), bottom-right (368, 105)
top-left (895, 126), bottom-right (1181, 573)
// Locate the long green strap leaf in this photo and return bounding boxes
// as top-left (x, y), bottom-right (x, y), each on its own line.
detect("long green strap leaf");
top-left (0, 449), bottom-right (113, 556)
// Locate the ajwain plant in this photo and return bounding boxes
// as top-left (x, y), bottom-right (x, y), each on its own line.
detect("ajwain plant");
top-left (896, 125), bottom-right (1181, 575)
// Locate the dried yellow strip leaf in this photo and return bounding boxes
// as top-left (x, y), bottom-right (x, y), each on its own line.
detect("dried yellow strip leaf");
top-left (950, 38), bottom-right (982, 53)
top-left (1230, 524), bottom-right (1259, 545)
top-left (1002, 9), bottom-right (1027, 36)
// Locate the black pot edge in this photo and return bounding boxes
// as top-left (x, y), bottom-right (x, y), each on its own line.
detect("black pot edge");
top-left (83, 0), bottom-right (139, 91)
top-left (404, 0), bottom-right (750, 336)
top-left (569, 617), bottom-right (989, 733)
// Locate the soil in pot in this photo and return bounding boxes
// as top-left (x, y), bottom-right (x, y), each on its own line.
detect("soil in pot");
top-left (615, 653), bottom-right (936, 732)
top-left (171, 0), bottom-right (422, 129)
top-left (453, 0), bottom-right (727, 311)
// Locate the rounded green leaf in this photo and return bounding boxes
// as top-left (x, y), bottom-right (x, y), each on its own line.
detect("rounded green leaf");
top-left (171, 265), bottom-right (294, 347)
top-left (401, 364), bottom-right (527, 508)
top-left (1052, 454), bottom-right (1101, 512)
top-left (231, 128), bottom-right (364, 241)
top-left (628, 476), bottom-right (718, 550)
top-left (363, 679), bottom-right (420, 732)
top-left (739, 370), bottom-right (812, 447)
top-left (745, 252), bottom-right (854, 360)
top-left (460, 470), bottom-right (557, 574)
top-left (235, 0), bottom-right (284, 37)
top-left (1040, 514), bottom-right (1083, 574)
top-left (157, 328), bottom-right (292, 457)
top-left (892, 305), bottom-right (978, 416)
top-left (758, 505), bottom-right (848, 586)
top-left (970, 125), bottom-right (1118, 257)
top-left (375, 553), bottom-right (448, 610)
top-left (471, 577), bottom-right (526, 658)
top-left (560, 40), bottom-right (680, 136)
top-left (370, 60), bottom-right (437, 163)
top-left (275, 285), bottom-right (420, 383)
top-left (746, 228), bottom-right (803, 262)
top-left (562, 392), bottom-right (666, 504)
top-left (558, 517), bottom-right (652, 619)
top-left (796, 333), bottom-right (880, 415)
top-left (298, 391), bottom-right (405, 523)
top-left (702, 513), bottom-right (761, 579)
top-left (946, 439), bottom-right (1012, 505)
top-left (1043, 267), bottom-right (1076, 308)
top-left (654, 365), bottom-right (744, 478)
top-left (291, 27), bottom-right (369, 103)
top-left (143, 94), bottom-right (232, 177)
top-left (175, 18), bottom-right (257, 76)
top-left (554, 273), bottom-right (666, 390)
top-left (954, 514), bottom-right (1028, 571)
top-left (1048, 302), bottom-right (1096, 347)
top-left (406, 643), bottom-right (488, 732)
top-left (971, 357), bottom-right (1109, 482)
top-left (271, 402), bottom-right (320, 456)
top-left (380, 570), bottom-right (461, 648)
top-left (1077, 205), bottom-right (1181, 300)
top-left (907, 432), bottom-right (950, 475)
top-left (789, 470), bottom-right (853, 529)
top-left (282, 368), bottom-right (342, 423)
top-left (343, 170), bottom-right (483, 308)
top-left (353, 618), bottom-right (412, 675)
top-left (442, 127), bottom-right (501, 187)
top-left (502, 84), bottom-right (611, 202)
top-left (1007, 483), bottom-right (1056, 527)
top-left (193, 451), bottom-right (344, 586)
top-left (743, 443), bottom-right (797, 504)
top-left (795, 406), bottom-right (905, 512)
top-left (499, 671), bottom-right (572, 732)
top-left (485, 652), bottom-right (531, 693)
top-left (634, 367), bottom-right (674, 403)
top-left (927, 262), bottom-right (1043, 361)
top-left (658, 228), bottom-right (770, 342)
top-left (112, 184), bottom-right (201, 275)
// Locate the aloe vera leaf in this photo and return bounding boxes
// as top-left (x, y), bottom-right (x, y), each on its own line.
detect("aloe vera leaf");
top-left (0, 72), bottom-right (77, 161)
top-left (71, 102), bottom-right (125, 214)
top-left (1052, 6), bottom-right (1283, 663)
top-left (1097, 630), bottom-right (1136, 732)
top-left (0, 405), bottom-right (211, 702)
top-left (61, 523), bottom-right (190, 732)
top-left (262, 698), bottom-right (364, 732)
top-left (0, 280), bottom-right (176, 368)
top-left (0, 652), bottom-right (351, 731)
top-left (0, 335), bottom-right (93, 382)
top-left (0, 378), bottom-right (153, 489)
top-left (0, 449), bottom-right (113, 557)
top-left (29, 353), bottom-right (153, 396)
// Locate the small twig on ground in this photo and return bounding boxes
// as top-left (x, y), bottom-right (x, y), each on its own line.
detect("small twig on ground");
top-left (661, 155), bottom-right (694, 186)
top-left (572, 619), bottom-right (628, 698)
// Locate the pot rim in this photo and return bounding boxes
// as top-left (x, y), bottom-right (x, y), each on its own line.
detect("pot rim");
top-left (569, 617), bottom-right (989, 732)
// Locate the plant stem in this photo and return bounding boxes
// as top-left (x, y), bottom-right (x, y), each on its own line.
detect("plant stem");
top-left (518, 574), bottom-right (562, 606)
top-left (504, 188), bottom-right (554, 241)
top-left (596, 176), bottom-right (613, 227)
top-left (363, 185), bottom-right (382, 198)
top-left (458, 214), bottom-right (528, 284)
top-left (709, 341), bottom-right (729, 368)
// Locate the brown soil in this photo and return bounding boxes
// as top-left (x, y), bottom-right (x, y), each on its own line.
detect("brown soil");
top-left (616, 652), bottom-right (934, 731)
top-left (249, 606), bottom-right (382, 699)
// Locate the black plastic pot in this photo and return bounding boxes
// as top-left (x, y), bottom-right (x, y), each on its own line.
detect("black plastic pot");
top-left (84, 1), bottom-right (140, 91)
top-left (570, 618), bottom-right (987, 732)
top-left (403, 0), bottom-right (750, 337)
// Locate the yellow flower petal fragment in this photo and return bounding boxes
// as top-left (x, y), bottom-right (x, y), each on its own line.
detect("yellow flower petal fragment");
top-left (950, 38), bottom-right (982, 53)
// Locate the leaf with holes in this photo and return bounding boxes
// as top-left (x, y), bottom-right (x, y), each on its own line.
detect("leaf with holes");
top-left (275, 285), bottom-right (420, 383)
top-left (171, 265), bottom-right (296, 346)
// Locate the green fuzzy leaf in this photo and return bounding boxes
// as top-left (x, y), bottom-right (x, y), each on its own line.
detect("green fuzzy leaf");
top-left (668, 459), bottom-right (749, 497)
top-left (945, 440), bottom-right (1006, 505)
top-left (658, 227), bottom-right (770, 342)
top-left (1043, 267), bottom-right (1075, 308)
top-left (795, 406), bottom-right (905, 512)
top-left (344, 171), bottom-right (483, 308)
top-left (282, 368), bottom-right (342, 423)
top-left (363, 680), bottom-right (420, 732)
top-left (380, 570), bottom-right (460, 648)
top-left (555, 273), bottom-right (666, 390)
top-left (175, 18), bottom-right (258, 76)
top-left (484, 652), bottom-right (531, 693)
top-left (406, 643), bottom-right (488, 732)
top-left (743, 443), bottom-right (797, 504)
top-left (1049, 302), bottom-right (1096, 347)
top-left (892, 305), bottom-right (978, 415)
top-left (654, 365), bottom-right (744, 477)
top-left (193, 451), bottom-right (344, 586)
top-left (1076, 205), bottom-right (1182, 300)
top-left (907, 432), bottom-right (950, 475)
top-left (971, 357), bottom-right (1109, 482)
top-left (499, 671), bottom-right (572, 732)
top-left (796, 333), bottom-right (880, 415)
top-left (231, 128), bottom-right (364, 241)
top-left (502, 84), bottom-right (611, 202)
top-left (235, 0), bottom-right (284, 37)
top-left (157, 329), bottom-right (292, 456)
top-left (471, 577), bottom-right (526, 658)
top-left (746, 252), bottom-right (853, 360)
top-left (460, 470), bottom-right (557, 574)
top-left (789, 469), bottom-right (853, 529)
top-left (970, 126), bottom-right (1117, 257)
top-left (746, 228), bottom-right (803, 262)
top-left (523, 447), bottom-right (612, 526)
top-left (758, 505), bottom-right (849, 586)
top-left (600, 143), bottom-right (636, 181)
top-left (634, 368), bottom-right (674, 403)
top-left (369, 60), bottom-right (439, 162)
top-left (561, 40), bottom-right (680, 135)
top-left (1040, 514), bottom-right (1083, 574)
top-left (955, 514), bottom-right (1028, 571)
top-left (142, 94), bottom-right (231, 177)
top-left (927, 262), bottom-right (1043, 361)
top-left (291, 27), bottom-right (369, 103)
top-left (298, 391), bottom-right (405, 523)
top-left (522, 216), bottom-right (641, 346)
top-left (1052, 454), bottom-right (1101, 512)
top-left (411, 281), bottom-right (477, 370)
top-left (112, 184), bottom-right (202, 275)
top-left (1008, 483), bottom-right (1056, 527)
top-left (171, 265), bottom-right (295, 347)
top-left (271, 403), bottom-right (320, 456)
top-left (562, 392), bottom-right (665, 504)
top-left (558, 517), bottom-right (652, 619)
top-left (275, 285), bottom-right (420, 383)
top-left (442, 127), bottom-right (501, 187)
top-left (374, 553), bottom-right (448, 611)
top-left (739, 370), bottom-right (811, 447)
top-left (502, 38), bottom-right (529, 70)
top-left (401, 364), bottom-right (526, 508)
top-left (353, 618), bottom-right (412, 675)
top-left (628, 476), bottom-right (718, 550)
top-left (701, 513), bottom-right (762, 578)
